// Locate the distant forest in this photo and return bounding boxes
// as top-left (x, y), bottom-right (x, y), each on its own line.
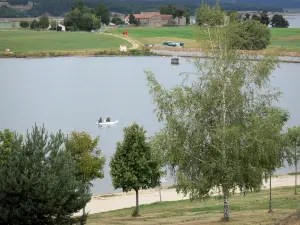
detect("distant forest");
top-left (2, 0), bottom-right (300, 17)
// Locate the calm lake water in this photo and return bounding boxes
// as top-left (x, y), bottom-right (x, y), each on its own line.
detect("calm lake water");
top-left (0, 56), bottom-right (300, 194)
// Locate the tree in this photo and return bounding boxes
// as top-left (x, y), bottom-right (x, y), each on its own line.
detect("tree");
top-left (129, 13), bottom-right (135, 25)
top-left (111, 16), bottom-right (124, 25)
top-left (19, 20), bottom-right (29, 28)
top-left (260, 10), bottom-right (270, 26)
top-left (174, 8), bottom-right (185, 25)
top-left (244, 13), bottom-right (250, 21)
top-left (0, 129), bottom-right (15, 164)
top-left (196, 1), bottom-right (225, 26)
top-left (146, 1), bottom-right (286, 221)
top-left (0, 125), bottom-right (91, 224)
top-left (286, 126), bottom-right (300, 195)
top-left (95, 4), bottom-right (110, 26)
top-left (39, 13), bottom-right (49, 29)
top-left (65, 131), bottom-right (105, 216)
top-left (251, 14), bottom-right (260, 21)
top-left (271, 14), bottom-right (289, 28)
top-left (110, 123), bottom-right (161, 217)
top-left (30, 19), bottom-right (39, 29)
top-left (228, 20), bottom-right (271, 50)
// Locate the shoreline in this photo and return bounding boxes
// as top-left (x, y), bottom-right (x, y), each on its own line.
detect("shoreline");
top-left (1, 48), bottom-right (300, 63)
top-left (74, 174), bottom-right (299, 216)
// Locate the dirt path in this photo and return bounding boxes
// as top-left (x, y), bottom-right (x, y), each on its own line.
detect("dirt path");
top-left (100, 32), bottom-right (141, 50)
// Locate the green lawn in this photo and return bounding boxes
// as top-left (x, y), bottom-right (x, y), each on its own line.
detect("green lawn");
top-left (106, 26), bottom-right (300, 53)
top-left (0, 30), bottom-right (130, 52)
top-left (87, 186), bottom-right (300, 225)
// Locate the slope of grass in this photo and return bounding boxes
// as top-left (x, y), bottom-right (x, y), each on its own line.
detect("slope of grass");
top-left (106, 26), bottom-right (300, 53)
top-left (87, 186), bottom-right (300, 225)
top-left (0, 30), bottom-right (130, 52)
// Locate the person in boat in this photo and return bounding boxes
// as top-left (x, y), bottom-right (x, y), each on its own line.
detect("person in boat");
top-left (106, 116), bottom-right (111, 122)
top-left (98, 117), bottom-right (103, 123)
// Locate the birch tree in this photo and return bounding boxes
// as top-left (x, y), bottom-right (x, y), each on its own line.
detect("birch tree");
top-left (145, 1), bottom-right (287, 221)
top-left (286, 126), bottom-right (300, 195)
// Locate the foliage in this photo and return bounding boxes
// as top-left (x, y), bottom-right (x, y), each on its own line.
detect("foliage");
top-left (129, 13), bottom-right (136, 25)
top-left (0, 125), bottom-right (91, 224)
top-left (260, 10), bottom-right (270, 26)
top-left (285, 126), bottom-right (300, 194)
top-left (251, 14), bottom-right (261, 21)
top-left (0, 129), bottom-right (15, 164)
top-left (271, 14), bottom-right (290, 28)
top-left (111, 16), bottom-right (124, 25)
top-left (95, 4), bottom-right (110, 25)
top-left (195, 0), bottom-right (226, 26)
top-left (227, 20), bottom-right (271, 50)
top-left (30, 19), bottom-right (39, 29)
top-left (38, 13), bottom-right (50, 29)
top-left (65, 131), bottom-right (105, 185)
top-left (110, 123), bottom-right (161, 216)
top-left (64, 2), bottom-right (100, 31)
top-left (0, 5), bottom-right (27, 18)
top-left (19, 20), bottom-right (29, 28)
top-left (146, 1), bottom-right (287, 221)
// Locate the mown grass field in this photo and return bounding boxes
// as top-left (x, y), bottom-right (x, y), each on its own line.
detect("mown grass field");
top-left (87, 186), bottom-right (300, 225)
top-left (0, 30), bottom-right (130, 52)
top-left (106, 26), bottom-right (300, 53)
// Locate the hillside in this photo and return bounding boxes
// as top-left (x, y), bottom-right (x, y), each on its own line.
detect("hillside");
top-left (1, 0), bottom-right (300, 17)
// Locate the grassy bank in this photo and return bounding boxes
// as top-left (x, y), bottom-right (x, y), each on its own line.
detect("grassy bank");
top-left (87, 186), bottom-right (300, 225)
top-left (105, 26), bottom-right (300, 53)
top-left (0, 30), bottom-right (131, 52)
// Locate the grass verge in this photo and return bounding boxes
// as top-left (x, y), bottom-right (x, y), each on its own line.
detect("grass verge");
top-left (87, 186), bottom-right (300, 225)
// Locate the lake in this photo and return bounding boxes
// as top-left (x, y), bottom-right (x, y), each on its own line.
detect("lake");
top-left (0, 56), bottom-right (300, 194)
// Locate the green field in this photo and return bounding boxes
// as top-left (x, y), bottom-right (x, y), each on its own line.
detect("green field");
top-left (0, 30), bottom-right (130, 52)
top-left (106, 26), bottom-right (300, 53)
top-left (87, 186), bottom-right (300, 225)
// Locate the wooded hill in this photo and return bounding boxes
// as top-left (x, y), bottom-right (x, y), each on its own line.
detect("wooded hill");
top-left (1, 0), bottom-right (300, 17)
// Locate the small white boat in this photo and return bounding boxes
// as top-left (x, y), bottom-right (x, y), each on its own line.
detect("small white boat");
top-left (96, 120), bottom-right (119, 125)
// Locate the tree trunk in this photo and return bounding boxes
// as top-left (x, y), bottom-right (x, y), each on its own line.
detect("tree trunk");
top-left (133, 189), bottom-right (140, 217)
top-left (295, 156), bottom-right (297, 195)
top-left (223, 195), bottom-right (230, 221)
top-left (268, 172), bottom-right (273, 213)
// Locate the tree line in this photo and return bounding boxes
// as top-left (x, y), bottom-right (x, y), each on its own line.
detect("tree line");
top-left (2, 0), bottom-right (289, 17)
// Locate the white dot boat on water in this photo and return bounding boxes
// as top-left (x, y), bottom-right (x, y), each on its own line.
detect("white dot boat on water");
top-left (96, 116), bottom-right (119, 125)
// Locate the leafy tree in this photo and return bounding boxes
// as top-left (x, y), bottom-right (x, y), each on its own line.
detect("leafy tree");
top-left (0, 129), bottom-right (15, 164)
top-left (129, 13), bottom-right (135, 24)
top-left (244, 13), bottom-right (250, 21)
top-left (30, 19), bottom-right (39, 29)
top-left (271, 14), bottom-right (289, 28)
top-left (111, 16), bottom-right (124, 25)
top-left (146, 1), bottom-right (286, 221)
top-left (65, 131), bottom-right (105, 215)
top-left (0, 125), bottom-right (91, 224)
top-left (286, 126), bottom-right (300, 195)
top-left (159, 5), bottom-right (177, 15)
top-left (228, 20), bottom-right (271, 50)
top-left (95, 4), bottom-right (110, 25)
top-left (251, 14), bottom-right (261, 21)
top-left (174, 8), bottom-right (186, 25)
top-left (196, 0), bottom-right (225, 26)
top-left (110, 123), bottom-right (161, 217)
top-left (39, 13), bottom-right (50, 29)
top-left (260, 10), bottom-right (270, 25)
top-left (19, 20), bottom-right (29, 28)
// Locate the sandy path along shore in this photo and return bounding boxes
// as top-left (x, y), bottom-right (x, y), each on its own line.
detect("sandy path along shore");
top-left (74, 174), bottom-right (298, 216)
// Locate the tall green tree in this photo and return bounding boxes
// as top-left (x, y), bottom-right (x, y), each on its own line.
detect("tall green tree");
top-left (260, 10), bottom-right (270, 25)
top-left (286, 126), bottom-right (300, 195)
top-left (0, 129), bottom-right (15, 164)
top-left (129, 13), bottom-right (135, 24)
top-left (271, 14), bottom-right (289, 28)
top-left (65, 131), bottom-right (105, 216)
top-left (30, 19), bottom-right (39, 29)
top-left (39, 13), bottom-right (49, 29)
top-left (95, 4), bottom-right (110, 25)
top-left (0, 125), bottom-right (91, 224)
top-left (251, 14), bottom-right (261, 21)
top-left (146, 1), bottom-right (286, 221)
top-left (110, 123), bottom-right (161, 217)
top-left (19, 20), bottom-right (29, 28)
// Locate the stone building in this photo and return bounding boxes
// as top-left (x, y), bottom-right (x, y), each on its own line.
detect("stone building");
top-left (124, 12), bottom-right (186, 27)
